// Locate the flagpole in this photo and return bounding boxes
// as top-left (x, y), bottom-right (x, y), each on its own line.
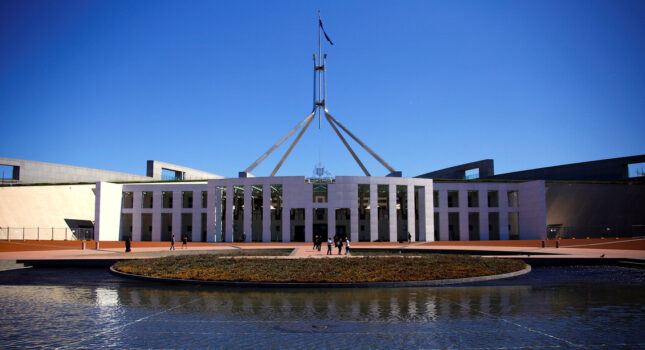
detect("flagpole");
top-left (318, 11), bottom-right (322, 128)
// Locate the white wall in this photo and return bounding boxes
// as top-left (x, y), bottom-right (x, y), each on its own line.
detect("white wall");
top-left (95, 182), bottom-right (123, 241)
top-left (0, 184), bottom-right (95, 240)
top-left (433, 181), bottom-right (546, 240)
top-left (518, 180), bottom-right (547, 239)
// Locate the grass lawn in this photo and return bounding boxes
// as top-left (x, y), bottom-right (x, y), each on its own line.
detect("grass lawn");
top-left (114, 254), bottom-right (526, 283)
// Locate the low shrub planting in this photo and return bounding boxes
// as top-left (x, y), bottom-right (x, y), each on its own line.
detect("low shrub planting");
top-left (114, 254), bottom-right (526, 283)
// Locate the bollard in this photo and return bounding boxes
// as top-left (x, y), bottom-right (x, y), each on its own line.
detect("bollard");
top-left (541, 240), bottom-right (546, 248)
top-left (556, 240), bottom-right (560, 248)
top-left (82, 241), bottom-right (86, 250)
top-left (95, 241), bottom-right (100, 250)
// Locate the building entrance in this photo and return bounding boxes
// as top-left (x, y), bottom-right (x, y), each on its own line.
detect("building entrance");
top-left (336, 225), bottom-right (347, 240)
top-left (313, 224), bottom-right (328, 240)
top-left (293, 225), bottom-right (305, 242)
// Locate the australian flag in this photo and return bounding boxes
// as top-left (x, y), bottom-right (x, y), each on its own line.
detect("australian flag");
top-left (319, 18), bottom-right (334, 45)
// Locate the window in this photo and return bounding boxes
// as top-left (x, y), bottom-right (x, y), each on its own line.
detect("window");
top-left (182, 191), bottom-right (193, 208)
top-left (202, 191), bottom-right (207, 208)
top-left (464, 168), bottom-right (479, 179)
top-left (142, 192), bottom-right (153, 208)
top-left (0, 164), bottom-right (18, 180)
top-left (508, 212), bottom-right (519, 239)
top-left (433, 191), bottom-right (439, 207)
top-left (507, 191), bottom-right (519, 207)
top-left (488, 191), bottom-right (499, 207)
top-left (162, 192), bottom-right (173, 208)
top-left (628, 162), bottom-right (645, 178)
top-left (447, 191), bottom-right (459, 208)
top-left (122, 192), bottom-right (133, 208)
top-left (467, 191), bottom-right (479, 208)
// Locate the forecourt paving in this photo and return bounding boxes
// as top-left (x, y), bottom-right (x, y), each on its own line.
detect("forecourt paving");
top-left (0, 239), bottom-right (644, 264)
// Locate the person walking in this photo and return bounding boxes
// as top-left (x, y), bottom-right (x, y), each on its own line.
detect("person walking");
top-left (170, 234), bottom-right (175, 251)
top-left (337, 237), bottom-right (343, 255)
top-left (125, 237), bottom-right (131, 253)
top-left (327, 237), bottom-right (333, 255)
top-left (345, 238), bottom-right (351, 255)
top-left (407, 231), bottom-right (411, 243)
top-left (182, 234), bottom-right (188, 249)
top-left (313, 234), bottom-right (319, 251)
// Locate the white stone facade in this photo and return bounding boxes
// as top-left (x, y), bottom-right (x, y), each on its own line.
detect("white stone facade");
top-left (94, 176), bottom-right (547, 242)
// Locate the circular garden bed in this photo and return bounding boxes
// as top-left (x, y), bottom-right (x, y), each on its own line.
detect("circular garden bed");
top-left (112, 254), bottom-right (528, 286)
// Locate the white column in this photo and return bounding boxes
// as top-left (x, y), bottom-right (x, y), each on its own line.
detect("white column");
top-left (479, 189), bottom-right (489, 240)
top-left (282, 206), bottom-right (290, 242)
top-left (243, 185), bottom-right (252, 242)
top-left (305, 207), bottom-right (313, 242)
top-left (439, 190), bottom-right (449, 241)
top-left (369, 183), bottom-right (378, 242)
top-left (480, 210), bottom-right (490, 241)
top-left (500, 212), bottom-right (510, 240)
top-left (328, 207), bottom-right (336, 238)
top-left (192, 191), bottom-right (202, 242)
top-left (416, 187), bottom-right (426, 241)
top-left (192, 210), bottom-right (201, 242)
top-left (499, 187), bottom-right (510, 240)
top-left (262, 185), bottom-right (271, 242)
top-left (440, 211), bottom-right (449, 242)
top-left (350, 207), bottom-right (359, 243)
top-left (152, 191), bottom-right (162, 241)
top-left (172, 191), bottom-right (181, 241)
top-left (459, 190), bottom-right (469, 241)
top-left (459, 211), bottom-right (469, 241)
top-left (388, 185), bottom-right (397, 242)
top-left (225, 185), bottom-right (233, 242)
top-left (407, 185), bottom-right (415, 241)
top-left (132, 192), bottom-right (142, 241)
top-left (418, 187), bottom-right (430, 241)
top-left (212, 187), bottom-right (221, 242)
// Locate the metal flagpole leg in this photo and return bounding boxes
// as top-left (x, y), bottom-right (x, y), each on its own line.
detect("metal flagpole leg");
top-left (245, 111), bottom-right (316, 173)
top-left (325, 112), bottom-right (396, 173)
top-left (325, 113), bottom-right (370, 176)
top-left (270, 113), bottom-right (316, 176)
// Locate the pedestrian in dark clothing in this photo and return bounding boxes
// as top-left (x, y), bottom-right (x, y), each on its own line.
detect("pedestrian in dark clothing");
top-left (327, 237), bottom-right (333, 255)
top-left (407, 232), bottom-right (411, 243)
top-left (337, 238), bottom-right (343, 255)
top-left (182, 235), bottom-right (188, 249)
top-left (170, 234), bottom-right (175, 251)
top-left (125, 237), bottom-right (131, 253)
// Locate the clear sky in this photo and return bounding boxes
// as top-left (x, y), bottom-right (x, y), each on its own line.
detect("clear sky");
top-left (1, 0), bottom-right (643, 178)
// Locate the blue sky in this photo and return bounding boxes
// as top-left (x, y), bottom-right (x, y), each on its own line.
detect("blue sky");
top-left (1, 0), bottom-right (643, 178)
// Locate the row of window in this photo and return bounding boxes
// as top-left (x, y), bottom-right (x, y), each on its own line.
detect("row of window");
top-left (123, 191), bottom-right (208, 209)
top-left (433, 211), bottom-right (520, 240)
top-left (433, 190), bottom-right (518, 208)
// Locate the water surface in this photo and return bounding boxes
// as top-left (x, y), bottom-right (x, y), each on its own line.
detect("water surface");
top-left (0, 266), bottom-right (643, 349)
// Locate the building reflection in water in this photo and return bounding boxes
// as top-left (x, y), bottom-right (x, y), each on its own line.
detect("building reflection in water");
top-left (1, 274), bottom-right (644, 349)
top-left (104, 286), bottom-right (536, 322)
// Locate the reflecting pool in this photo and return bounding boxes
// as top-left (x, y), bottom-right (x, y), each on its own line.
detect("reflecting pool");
top-left (0, 266), bottom-right (644, 349)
